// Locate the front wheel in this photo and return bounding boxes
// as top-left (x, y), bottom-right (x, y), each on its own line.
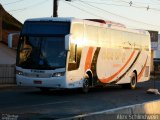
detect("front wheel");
top-left (82, 75), bottom-right (90, 93)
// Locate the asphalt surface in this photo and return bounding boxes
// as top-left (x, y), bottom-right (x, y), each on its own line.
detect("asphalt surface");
top-left (0, 79), bottom-right (160, 120)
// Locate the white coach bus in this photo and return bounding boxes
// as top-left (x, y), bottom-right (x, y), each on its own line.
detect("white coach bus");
top-left (16, 17), bottom-right (151, 92)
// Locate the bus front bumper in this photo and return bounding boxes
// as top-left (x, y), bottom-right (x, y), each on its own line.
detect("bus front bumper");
top-left (16, 75), bottom-right (67, 88)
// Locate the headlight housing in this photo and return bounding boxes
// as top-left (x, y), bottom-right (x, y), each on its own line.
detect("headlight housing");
top-left (52, 72), bottom-right (65, 77)
top-left (16, 70), bottom-right (23, 75)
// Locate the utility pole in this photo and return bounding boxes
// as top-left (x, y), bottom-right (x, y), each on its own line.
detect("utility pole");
top-left (53, 0), bottom-right (71, 17)
top-left (53, 0), bottom-right (58, 17)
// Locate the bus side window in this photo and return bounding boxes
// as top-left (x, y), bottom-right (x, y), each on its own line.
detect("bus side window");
top-left (69, 43), bottom-right (77, 63)
top-left (68, 43), bottom-right (83, 71)
top-left (68, 22), bottom-right (83, 71)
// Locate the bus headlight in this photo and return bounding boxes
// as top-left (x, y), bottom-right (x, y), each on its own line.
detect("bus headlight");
top-left (52, 72), bottom-right (65, 77)
top-left (16, 70), bottom-right (23, 75)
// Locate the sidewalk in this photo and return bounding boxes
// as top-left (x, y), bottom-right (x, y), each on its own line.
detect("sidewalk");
top-left (0, 84), bottom-right (17, 90)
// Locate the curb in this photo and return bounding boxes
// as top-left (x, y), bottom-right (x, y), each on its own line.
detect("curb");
top-left (57, 99), bottom-right (160, 120)
top-left (0, 84), bottom-right (17, 89)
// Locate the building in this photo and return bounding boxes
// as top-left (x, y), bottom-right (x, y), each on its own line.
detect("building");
top-left (0, 4), bottom-right (22, 46)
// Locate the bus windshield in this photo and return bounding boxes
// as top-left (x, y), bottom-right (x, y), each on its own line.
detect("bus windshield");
top-left (17, 36), bottom-right (66, 70)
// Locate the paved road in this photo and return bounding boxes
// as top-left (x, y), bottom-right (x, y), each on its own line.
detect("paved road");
top-left (0, 79), bottom-right (160, 120)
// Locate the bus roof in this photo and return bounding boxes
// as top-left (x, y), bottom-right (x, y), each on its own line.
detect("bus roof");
top-left (25, 17), bottom-right (78, 22)
top-left (25, 17), bottom-right (149, 36)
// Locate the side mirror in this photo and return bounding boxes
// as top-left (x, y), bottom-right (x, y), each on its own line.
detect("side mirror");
top-left (8, 34), bottom-right (13, 48)
top-left (65, 34), bottom-right (71, 51)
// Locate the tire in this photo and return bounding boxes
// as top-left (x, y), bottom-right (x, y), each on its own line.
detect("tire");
top-left (122, 72), bottom-right (137, 90)
top-left (82, 75), bottom-right (90, 93)
top-left (130, 72), bottom-right (137, 90)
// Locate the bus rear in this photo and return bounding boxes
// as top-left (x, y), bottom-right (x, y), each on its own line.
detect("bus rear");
top-left (16, 18), bottom-right (71, 90)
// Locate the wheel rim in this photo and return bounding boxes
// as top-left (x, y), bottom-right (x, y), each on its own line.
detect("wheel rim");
top-left (84, 78), bottom-right (89, 88)
top-left (131, 76), bottom-right (136, 85)
top-left (82, 78), bottom-right (89, 93)
top-left (131, 74), bottom-right (136, 89)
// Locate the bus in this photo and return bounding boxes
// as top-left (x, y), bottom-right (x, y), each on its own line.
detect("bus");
top-left (16, 17), bottom-right (151, 92)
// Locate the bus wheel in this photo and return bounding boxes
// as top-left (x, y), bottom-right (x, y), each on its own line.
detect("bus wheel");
top-left (82, 75), bottom-right (90, 93)
top-left (130, 72), bottom-right (137, 90)
top-left (122, 72), bottom-right (137, 89)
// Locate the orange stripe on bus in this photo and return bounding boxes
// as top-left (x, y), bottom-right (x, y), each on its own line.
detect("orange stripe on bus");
top-left (137, 57), bottom-right (148, 81)
top-left (100, 51), bottom-right (136, 83)
top-left (85, 47), bottom-right (94, 71)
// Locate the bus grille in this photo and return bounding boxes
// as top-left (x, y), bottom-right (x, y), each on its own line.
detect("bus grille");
top-left (23, 73), bottom-right (52, 78)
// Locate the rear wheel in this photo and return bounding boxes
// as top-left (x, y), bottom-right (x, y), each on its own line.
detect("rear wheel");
top-left (122, 72), bottom-right (137, 89)
top-left (130, 72), bottom-right (137, 89)
top-left (82, 75), bottom-right (90, 93)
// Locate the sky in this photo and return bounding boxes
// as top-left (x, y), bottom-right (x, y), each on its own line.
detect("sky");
top-left (1, 0), bottom-right (160, 32)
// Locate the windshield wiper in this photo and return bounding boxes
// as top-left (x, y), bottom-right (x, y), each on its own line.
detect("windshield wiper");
top-left (20, 63), bottom-right (64, 70)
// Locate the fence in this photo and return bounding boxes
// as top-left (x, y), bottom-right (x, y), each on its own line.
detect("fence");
top-left (0, 64), bottom-right (16, 84)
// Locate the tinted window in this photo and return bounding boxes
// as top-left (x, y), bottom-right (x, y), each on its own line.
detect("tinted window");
top-left (22, 21), bottom-right (70, 35)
